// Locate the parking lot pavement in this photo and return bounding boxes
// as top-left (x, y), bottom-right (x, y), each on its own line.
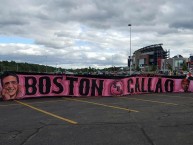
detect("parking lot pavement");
top-left (0, 93), bottom-right (193, 145)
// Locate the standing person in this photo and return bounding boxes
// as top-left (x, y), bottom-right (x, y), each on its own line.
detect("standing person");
top-left (187, 71), bottom-right (192, 78)
top-left (0, 72), bottom-right (21, 100)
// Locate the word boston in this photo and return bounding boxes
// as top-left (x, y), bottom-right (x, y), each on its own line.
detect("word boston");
top-left (21, 74), bottom-right (105, 98)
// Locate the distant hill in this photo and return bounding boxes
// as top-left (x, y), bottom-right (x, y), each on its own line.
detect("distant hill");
top-left (0, 60), bottom-right (123, 75)
top-left (0, 60), bottom-right (63, 73)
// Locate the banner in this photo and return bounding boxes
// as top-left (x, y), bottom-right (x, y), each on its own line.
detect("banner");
top-left (0, 72), bottom-right (192, 100)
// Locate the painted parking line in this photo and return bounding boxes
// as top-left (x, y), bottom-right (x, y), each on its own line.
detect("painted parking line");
top-left (122, 97), bottom-right (178, 106)
top-left (0, 103), bottom-right (20, 107)
top-left (0, 99), bottom-right (66, 107)
top-left (28, 99), bottom-right (67, 105)
top-left (64, 98), bottom-right (139, 112)
top-left (15, 100), bottom-right (78, 125)
top-left (158, 94), bottom-right (193, 100)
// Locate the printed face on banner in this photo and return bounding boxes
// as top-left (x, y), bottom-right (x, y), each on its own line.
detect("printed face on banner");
top-left (181, 78), bottom-right (190, 92)
top-left (0, 73), bottom-right (21, 100)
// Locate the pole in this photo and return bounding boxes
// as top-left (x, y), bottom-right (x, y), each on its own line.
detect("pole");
top-left (128, 24), bottom-right (132, 75)
top-left (46, 56), bottom-right (47, 73)
top-left (112, 55), bottom-right (113, 67)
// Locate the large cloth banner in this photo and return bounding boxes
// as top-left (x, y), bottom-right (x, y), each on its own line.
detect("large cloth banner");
top-left (0, 72), bottom-right (193, 101)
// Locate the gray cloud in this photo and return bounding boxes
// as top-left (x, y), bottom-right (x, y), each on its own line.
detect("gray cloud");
top-left (0, 0), bottom-right (193, 68)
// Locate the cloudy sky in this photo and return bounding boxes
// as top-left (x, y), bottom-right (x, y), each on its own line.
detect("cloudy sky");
top-left (0, 0), bottom-right (193, 69)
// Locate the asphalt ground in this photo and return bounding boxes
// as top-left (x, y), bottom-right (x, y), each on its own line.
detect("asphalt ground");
top-left (0, 93), bottom-right (193, 145)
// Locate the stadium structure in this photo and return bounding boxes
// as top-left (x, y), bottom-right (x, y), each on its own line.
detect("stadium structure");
top-left (131, 44), bottom-right (169, 70)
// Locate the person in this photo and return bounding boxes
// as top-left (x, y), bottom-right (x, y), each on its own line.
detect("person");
top-left (0, 71), bottom-right (21, 100)
top-left (187, 71), bottom-right (192, 78)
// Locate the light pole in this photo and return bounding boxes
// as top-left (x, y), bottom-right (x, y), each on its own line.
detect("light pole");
top-left (128, 24), bottom-right (132, 75)
top-left (112, 55), bottom-right (113, 67)
top-left (46, 55), bottom-right (47, 73)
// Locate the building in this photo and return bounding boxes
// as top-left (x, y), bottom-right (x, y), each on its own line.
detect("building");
top-left (132, 44), bottom-right (169, 71)
top-left (160, 55), bottom-right (187, 73)
top-left (187, 55), bottom-right (193, 70)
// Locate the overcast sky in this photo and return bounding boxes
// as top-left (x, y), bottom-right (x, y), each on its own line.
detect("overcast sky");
top-left (0, 0), bottom-right (193, 69)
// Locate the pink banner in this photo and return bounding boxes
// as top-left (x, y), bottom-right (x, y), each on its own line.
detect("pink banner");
top-left (0, 72), bottom-right (192, 100)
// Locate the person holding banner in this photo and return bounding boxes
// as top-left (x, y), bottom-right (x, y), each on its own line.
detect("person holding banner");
top-left (0, 72), bottom-right (22, 100)
top-left (187, 71), bottom-right (192, 79)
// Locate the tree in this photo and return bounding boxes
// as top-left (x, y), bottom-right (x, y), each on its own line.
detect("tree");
top-left (168, 64), bottom-right (173, 71)
top-left (136, 65), bottom-right (141, 71)
top-left (182, 61), bottom-right (188, 71)
top-left (150, 65), bottom-right (157, 71)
